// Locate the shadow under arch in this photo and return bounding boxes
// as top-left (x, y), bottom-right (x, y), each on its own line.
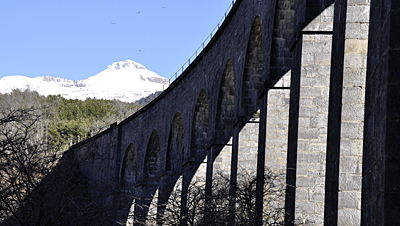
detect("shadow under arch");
top-left (157, 112), bottom-right (184, 223)
top-left (120, 143), bottom-right (138, 189)
top-left (230, 15), bottom-right (264, 183)
top-left (120, 143), bottom-right (138, 225)
top-left (222, 15), bottom-right (265, 225)
top-left (135, 129), bottom-right (161, 223)
top-left (209, 58), bottom-right (235, 183)
top-left (181, 88), bottom-right (210, 225)
top-left (215, 59), bottom-right (235, 144)
top-left (240, 16), bottom-right (263, 120)
top-left (166, 112), bottom-right (185, 172)
top-left (190, 89), bottom-right (209, 159)
top-left (202, 58), bottom-right (236, 223)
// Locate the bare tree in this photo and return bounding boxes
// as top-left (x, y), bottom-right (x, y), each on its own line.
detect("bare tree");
top-left (0, 106), bottom-right (61, 225)
top-left (129, 168), bottom-right (287, 226)
top-left (0, 106), bottom-right (122, 225)
top-left (0, 91), bottom-right (135, 225)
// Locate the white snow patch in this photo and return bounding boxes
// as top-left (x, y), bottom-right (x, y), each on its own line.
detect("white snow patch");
top-left (0, 60), bottom-right (169, 103)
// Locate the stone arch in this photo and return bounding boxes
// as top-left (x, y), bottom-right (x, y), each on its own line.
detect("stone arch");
top-left (216, 59), bottom-right (235, 142)
top-left (166, 112), bottom-right (184, 172)
top-left (269, 0), bottom-right (294, 80)
top-left (144, 129), bottom-right (161, 182)
top-left (240, 16), bottom-right (263, 118)
top-left (190, 89), bottom-right (209, 159)
top-left (235, 16), bottom-right (263, 178)
top-left (180, 89), bottom-right (210, 225)
top-left (120, 143), bottom-right (138, 225)
top-left (135, 129), bottom-right (161, 223)
top-left (157, 113), bottom-right (185, 223)
top-left (120, 143), bottom-right (137, 189)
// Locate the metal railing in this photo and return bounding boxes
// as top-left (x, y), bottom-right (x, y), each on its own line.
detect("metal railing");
top-left (152, 0), bottom-right (237, 97)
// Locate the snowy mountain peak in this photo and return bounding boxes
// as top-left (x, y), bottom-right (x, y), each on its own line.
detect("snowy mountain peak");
top-left (106, 60), bottom-right (146, 70)
top-left (0, 60), bottom-right (169, 103)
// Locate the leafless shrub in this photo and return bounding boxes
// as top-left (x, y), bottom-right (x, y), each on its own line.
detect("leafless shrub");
top-left (129, 168), bottom-right (287, 226)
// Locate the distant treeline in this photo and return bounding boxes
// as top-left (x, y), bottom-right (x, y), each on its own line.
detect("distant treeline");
top-left (136, 91), bottom-right (163, 106)
top-left (0, 89), bottom-right (144, 151)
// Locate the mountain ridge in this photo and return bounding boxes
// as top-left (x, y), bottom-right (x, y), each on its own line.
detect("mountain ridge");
top-left (0, 60), bottom-right (169, 103)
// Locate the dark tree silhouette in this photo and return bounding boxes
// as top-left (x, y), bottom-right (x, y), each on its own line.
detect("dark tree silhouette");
top-left (129, 168), bottom-right (288, 226)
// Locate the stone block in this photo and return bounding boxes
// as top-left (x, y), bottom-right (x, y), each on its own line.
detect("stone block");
top-left (338, 209), bottom-right (361, 226)
top-left (340, 156), bottom-right (359, 173)
top-left (344, 54), bottom-right (363, 69)
top-left (309, 144), bottom-right (326, 153)
top-left (342, 86), bottom-right (363, 104)
top-left (316, 65), bottom-right (331, 77)
top-left (296, 201), bottom-right (315, 214)
top-left (299, 117), bottom-right (311, 128)
top-left (338, 191), bottom-right (360, 209)
top-left (299, 107), bottom-right (319, 118)
top-left (296, 163), bottom-right (309, 175)
top-left (312, 98), bottom-right (329, 111)
top-left (297, 176), bottom-right (315, 188)
top-left (301, 66), bottom-right (319, 78)
top-left (298, 140), bottom-right (310, 150)
top-left (315, 53), bottom-right (332, 65)
top-left (301, 53), bottom-right (315, 65)
top-left (267, 136), bottom-right (284, 147)
top-left (345, 39), bottom-right (368, 54)
top-left (299, 98), bottom-right (313, 107)
top-left (347, 6), bottom-right (370, 23)
top-left (298, 152), bottom-right (324, 163)
top-left (298, 128), bottom-right (319, 139)
top-left (343, 68), bottom-right (366, 87)
top-left (347, 0), bottom-right (369, 5)
top-left (339, 174), bottom-right (362, 191)
top-left (296, 188), bottom-right (309, 201)
top-left (310, 193), bottom-right (325, 202)
top-left (345, 23), bottom-right (362, 39)
top-left (340, 139), bottom-right (363, 156)
top-left (341, 122), bottom-right (359, 138)
top-left (341, 104), bottom-right (365, 121)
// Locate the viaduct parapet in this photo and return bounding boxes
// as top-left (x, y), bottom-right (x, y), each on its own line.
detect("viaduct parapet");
top-left (65, 0), bottom-right (400, 225)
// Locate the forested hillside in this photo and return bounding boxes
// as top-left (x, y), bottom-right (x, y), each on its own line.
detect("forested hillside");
top-left (0, 89), bottom-right (141, 151)
top-left (136, 91), bottom-right (163, 106)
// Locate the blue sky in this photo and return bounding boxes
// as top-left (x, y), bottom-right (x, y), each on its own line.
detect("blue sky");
top-left (0, 1), bottom-right (234, 81)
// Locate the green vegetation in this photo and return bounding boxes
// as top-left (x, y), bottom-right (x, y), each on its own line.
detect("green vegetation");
top-left (0, 89), bottom-right (142, 151)
top-left (136, 91), bottom-right (163, 106)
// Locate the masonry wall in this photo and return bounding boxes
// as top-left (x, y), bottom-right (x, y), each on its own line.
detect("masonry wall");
top-left (59, 0), bottom-right (400, 225)
top-left (362, 0), bottom-right (400, 225)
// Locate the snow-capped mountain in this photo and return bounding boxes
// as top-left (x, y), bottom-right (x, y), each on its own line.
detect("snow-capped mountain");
top-left (0, 60), bottom-right (169, 103)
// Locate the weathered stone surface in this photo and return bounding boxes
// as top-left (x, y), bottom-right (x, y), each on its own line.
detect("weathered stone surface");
top-left (49, 0), bottom-right (400, 225)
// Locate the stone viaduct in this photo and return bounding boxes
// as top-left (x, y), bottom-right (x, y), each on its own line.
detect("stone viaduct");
top-left (65, 0), bottom-right (400, 225)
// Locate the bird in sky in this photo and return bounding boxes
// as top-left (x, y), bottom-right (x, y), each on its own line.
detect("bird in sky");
top-left (137, 11), bottom-right (140, 14)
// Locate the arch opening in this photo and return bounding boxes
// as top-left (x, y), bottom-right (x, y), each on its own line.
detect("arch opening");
top-left (237, 17), bottom-right (264, 177)
top-left (121, 143), bottom-right (137, 189)
top-left (166, 112), bottom-right (184, 172)
top-left (216, 59), bottom-right (235, 143)
top-left (213, 59), bottom-right (235, 177)
top-left (134, 129), bottom-right (161, 224)
top-left (190, 89), bottom-right (209, 159)
top-left (240, 16), bottom-right (263, 119)
top-left (144, 130), bottom-right (161, 182)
